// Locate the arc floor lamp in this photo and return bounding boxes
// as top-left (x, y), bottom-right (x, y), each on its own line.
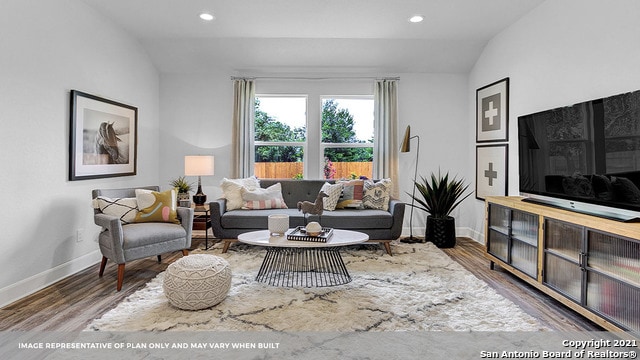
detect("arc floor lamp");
top-left (400, 125), bottom-right (421, 243)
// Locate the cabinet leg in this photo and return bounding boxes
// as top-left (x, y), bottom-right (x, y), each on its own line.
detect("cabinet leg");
top-left (490, 261), bottom-right (495, 270)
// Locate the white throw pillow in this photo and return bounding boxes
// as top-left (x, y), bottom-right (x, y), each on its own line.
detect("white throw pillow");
top-left (93, 196), bottom-right (138, 224)
top-left (241, 183), bottom-right (288, 209)
top-left (220, 176), bottom-right (260, 210)
top-left (320, 182), bottom-right (343, 211)
top-left (363, 179), bottom-right (392, 211)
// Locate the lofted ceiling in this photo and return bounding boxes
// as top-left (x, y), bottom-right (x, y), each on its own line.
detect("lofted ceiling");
top-left (80, 0), bottom-right (544, 74)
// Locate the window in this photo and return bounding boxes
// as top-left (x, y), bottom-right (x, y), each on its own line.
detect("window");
top-left (254, 96), bottom-right (307, 179)
top-left (321, 97), bottom-right (373, 179)
top-left (254, 95), bottom-right (374, 180)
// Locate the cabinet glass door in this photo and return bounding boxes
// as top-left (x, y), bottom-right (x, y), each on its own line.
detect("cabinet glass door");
top-left (511, 211), bottom-right (538, 278)
top-left (586, 231), bottom-right (640, 331)
top-left (487, 204), bottom-right (509, 261)
top-left (544, 219), bottom-right (583, 301)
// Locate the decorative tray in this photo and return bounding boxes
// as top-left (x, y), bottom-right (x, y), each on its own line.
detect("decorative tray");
top-left (287, 226), bottom-right (334, 242)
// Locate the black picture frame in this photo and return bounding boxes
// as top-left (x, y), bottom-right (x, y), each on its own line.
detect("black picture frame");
top-left (476, 144), bottom-right (508, 200)
top-left (69, 90), bottom-right (137, 181)
top-left (476, 77), bottom-right (509, 142)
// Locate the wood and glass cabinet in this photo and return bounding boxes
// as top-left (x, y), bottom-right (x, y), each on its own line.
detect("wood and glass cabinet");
top-left (485, 196), bottom-right (640, 332)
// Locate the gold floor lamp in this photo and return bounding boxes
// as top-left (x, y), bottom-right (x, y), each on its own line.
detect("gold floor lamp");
top-left (400, 125), bottom-right (421, 243)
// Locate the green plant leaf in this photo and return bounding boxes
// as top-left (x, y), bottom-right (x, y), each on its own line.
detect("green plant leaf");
top-left (407, 169), bottom-right (472, 219)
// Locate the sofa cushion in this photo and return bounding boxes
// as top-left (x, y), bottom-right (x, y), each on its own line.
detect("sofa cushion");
top-left (320, 182), bottom-right (343, 211)
top-left (221, 209), bottom-right (304, 229)
top-left (336, 179), bottom-right (364, 209)
top-left (134, 189), bottom-right (180, 224)
top-left (221, 177), bottom-right (260, 210)
top-left (241, 183), bottom-right (288, 209)
top-left (319, 209), bottom-right (393, 229)
top-left (363, 179), bottom-right (392, 211)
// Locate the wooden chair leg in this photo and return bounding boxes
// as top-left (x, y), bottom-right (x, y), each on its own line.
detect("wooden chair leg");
top-left (222, 239), bottom-right (237, 253)
top-left (182, 249), bottom-right (189, 256)
top-left (99, 256), bottom-right (108, 277)
top-left (116, 264), bottom-right (125, 291)
top-left (157, 255), bottom-right (162, 263)
top-left (384, 241), bottom-right (393, 256)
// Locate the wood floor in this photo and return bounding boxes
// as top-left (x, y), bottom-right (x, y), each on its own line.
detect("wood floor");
top-left (0, 237), bottom-right (601, 332)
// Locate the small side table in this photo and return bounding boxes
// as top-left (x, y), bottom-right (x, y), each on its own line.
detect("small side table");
top-left (192, 205), bottom-right (212, 250)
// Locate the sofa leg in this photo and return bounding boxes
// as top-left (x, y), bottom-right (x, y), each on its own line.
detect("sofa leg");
top-left (383, 241), bottom-right (393, 256)
top-left (182, 249), bottom-right (189, 256)
top-left (157, 255), bottom-right (162, 263)
top-left (116, 264), bottom-right (125, 291)
top-left (99, 256), bottom-right (108, 276)
top-left (222, 239), bottom-right (237, 253)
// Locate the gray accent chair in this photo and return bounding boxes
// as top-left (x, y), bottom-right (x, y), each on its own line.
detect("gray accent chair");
top-left (92, 186), bottom-right (194, 291)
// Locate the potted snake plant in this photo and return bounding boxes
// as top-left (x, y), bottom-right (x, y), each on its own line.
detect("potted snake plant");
top-left (409, 170), bottom-right (471, 248)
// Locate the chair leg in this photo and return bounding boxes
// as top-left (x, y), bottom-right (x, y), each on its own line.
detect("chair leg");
top-left (116, 264), bottom-right (125, 291)
top-left (384, 241), bottom-right (393, 256)
top-left (157, 255), bottom-right (162, 263)
top-left (182, 249), bottom-right (189, 256)
top-left (99, 256), bottom-right (108, 277)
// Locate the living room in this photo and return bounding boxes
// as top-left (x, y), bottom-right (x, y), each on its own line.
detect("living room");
top-left (2, 0), bottom-right (640, 357)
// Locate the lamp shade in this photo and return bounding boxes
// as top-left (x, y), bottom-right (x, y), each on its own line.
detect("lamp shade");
top-left (184, 156), bottom-right (215, 176)
top-left (400, 125), bottom-right (411, 153)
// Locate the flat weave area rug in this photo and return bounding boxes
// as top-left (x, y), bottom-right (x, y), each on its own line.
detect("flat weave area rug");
top-left (87, 241), bottom-right (548, 332)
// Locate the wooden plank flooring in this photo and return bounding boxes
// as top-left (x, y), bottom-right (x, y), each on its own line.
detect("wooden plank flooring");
top-left (0, 237), bottom-right (601, 331)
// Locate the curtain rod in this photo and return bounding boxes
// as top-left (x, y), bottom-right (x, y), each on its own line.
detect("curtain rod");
top-left (230, 76), bottom-right (400, 81)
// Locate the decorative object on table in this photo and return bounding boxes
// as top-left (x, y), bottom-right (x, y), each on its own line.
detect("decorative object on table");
top-left (287, 225), bottom-right (334, 242)
top-left (476, 77), bottom-right (509, 142)
top-left (304, 221), bottom-right (322, 236)
top-left (185, 155), bottom-right (215, 210)
top-left (69, 90), bottom-right (137, 181)
top-left (408, 170), bottom-right (471, 248)
top-left (268, 214), bottom-right (289, 236)
top-left (297, 191), bottom-right (328, 222)
top-left (163, 254), bottom-right (231, 311)
top-left (399, 125), bottom-right (421, 243)
top-left (475, 144), bottom-right (508, 200)
top-left (170, 176), bottom-right (193, 206)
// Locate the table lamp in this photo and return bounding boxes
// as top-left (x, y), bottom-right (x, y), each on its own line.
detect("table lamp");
top-left (185, 155), bottom-right (215, 210)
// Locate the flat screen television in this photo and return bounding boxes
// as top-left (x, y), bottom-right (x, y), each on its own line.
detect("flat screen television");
top-left (518, 89), bottom-right (640, 222)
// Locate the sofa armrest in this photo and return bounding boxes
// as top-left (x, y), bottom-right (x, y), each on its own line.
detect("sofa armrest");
top-left (209, 198), bottom-right (227, 239)
top-left (387, 198), bottom-right (406, 239)
top-left (176, 206), bottom-right (194, 248)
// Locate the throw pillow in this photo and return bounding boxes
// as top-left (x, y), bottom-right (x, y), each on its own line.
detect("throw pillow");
top-left (363, 179), bottom-right (392, 211)
top-left (220, 177), bottom-right (260, 210)
top-left (336, 179), bottom-right (364, 209)
top-left (241, 183), bottom-right (288, 209)
top-left (93, 196), bottom-right (138, 224)
top-left (133, 189), bottom-right (180, 224)
top-left (320, 182), bottom-right (343, 211)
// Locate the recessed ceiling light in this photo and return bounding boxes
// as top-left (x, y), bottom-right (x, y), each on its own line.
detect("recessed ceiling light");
top-left (409, 15), bottom-right (424, 23)
top-left (199, 12), bottom-right (215, 21)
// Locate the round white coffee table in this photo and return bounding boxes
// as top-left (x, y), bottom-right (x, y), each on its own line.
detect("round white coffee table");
top-left (238, 229), bottom-right (369, 287)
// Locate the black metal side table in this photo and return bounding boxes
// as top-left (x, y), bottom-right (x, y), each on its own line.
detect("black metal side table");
top-left (192, 205), bottom-right (212, 249)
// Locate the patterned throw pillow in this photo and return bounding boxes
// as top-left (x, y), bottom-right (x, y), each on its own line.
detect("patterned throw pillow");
top-left (241, 183), bottom-right (288, 209)
top-left (94, 196), bottom-right (138, 224)
top-left (320, 182), bottom-right (343, 211)
top-left (336, 179), bottom-right (364, 209)
top-left (363, 179), bottom-right (392, 211)
top-left (221, 177), bottom-right (260, 210)
top-left (134, 189), bottom-right (180, 224)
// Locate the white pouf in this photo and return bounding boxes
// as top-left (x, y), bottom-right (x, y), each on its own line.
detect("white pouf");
top-left (163, 254), bottom-right (232, 310)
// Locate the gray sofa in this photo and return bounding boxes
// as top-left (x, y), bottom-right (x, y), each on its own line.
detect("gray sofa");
top-left (210, 179), bottom-right (405, 255)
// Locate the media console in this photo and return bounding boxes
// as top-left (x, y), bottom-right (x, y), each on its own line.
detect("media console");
top-left (485, 196), bottom-right (640, 332)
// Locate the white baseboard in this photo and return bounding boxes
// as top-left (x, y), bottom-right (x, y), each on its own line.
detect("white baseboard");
top-left (401, 226), bottom-right (484, 244)
top-left (0, 250), bottom-right (102, 308)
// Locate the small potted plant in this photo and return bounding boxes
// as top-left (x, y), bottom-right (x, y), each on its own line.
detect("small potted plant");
top-left (408, 170), bottom-right (471, 248)
top-left (170, 176), bottom-right (194, 202)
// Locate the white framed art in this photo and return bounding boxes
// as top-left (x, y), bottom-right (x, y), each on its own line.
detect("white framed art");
top-left (476, 144), bottom-right (508, 200)
top-left (476, 77), bottom-right (509, 142)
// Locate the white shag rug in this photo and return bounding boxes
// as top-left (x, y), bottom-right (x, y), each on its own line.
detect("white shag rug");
top-left (87, 241), bottom-right (548, 332)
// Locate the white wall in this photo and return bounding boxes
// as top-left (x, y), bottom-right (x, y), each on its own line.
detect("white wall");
top-left (465, 0), bottom-right (640, 243)
top-left (0, 0), bottom-right (160, 306)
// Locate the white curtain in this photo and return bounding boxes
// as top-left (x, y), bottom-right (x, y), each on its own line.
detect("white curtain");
top-left (373, 79), bottom-right (400, 197)
top-left (231, 78), bottom-right (255, 178)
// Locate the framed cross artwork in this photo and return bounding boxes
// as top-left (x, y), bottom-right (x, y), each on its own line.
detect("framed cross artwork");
top-left (476, 144), bottom-right (508, 200)
top-left (476, 77), bottom-right (509, 142)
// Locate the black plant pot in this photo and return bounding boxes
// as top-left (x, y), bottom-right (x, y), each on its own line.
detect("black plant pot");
top-left (425, 215), bottom-right (456, 248)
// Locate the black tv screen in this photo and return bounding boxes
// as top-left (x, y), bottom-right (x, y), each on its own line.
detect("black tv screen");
top-left (518, 89), bottom-right (640, 222)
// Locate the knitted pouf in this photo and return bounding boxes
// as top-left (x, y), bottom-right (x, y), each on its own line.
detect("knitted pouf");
top-left (163, 254), bottom-right (232, 310)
